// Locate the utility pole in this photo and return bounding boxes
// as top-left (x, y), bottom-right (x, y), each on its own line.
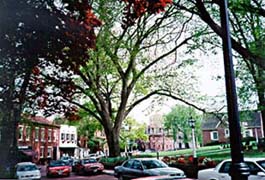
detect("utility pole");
top-left (220, 0), bottom-right (249, 179)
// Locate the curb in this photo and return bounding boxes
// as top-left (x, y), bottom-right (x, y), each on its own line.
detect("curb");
top-left (102, 169), bottom-right (114, 175)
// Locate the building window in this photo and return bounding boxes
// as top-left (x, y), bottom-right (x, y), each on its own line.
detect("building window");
top-left (71, 134), bottom-right (75, 143)
top-left (66, 133), bottom-right (70, 142)
top-left (244, 129), bottom-right (253, 137)
top-left (41, 128), bottom-right (45, 142)
top-left (61, 133), bottom-right (65, 141)
top-left (47, 147), bottom-right (52, 158)
top-left (35, 127), bottom-right (39, 141)
top-left (210, 131), bottom-right (219, 140)
top-left (225, 129), bottom-right (230, 137)
top-left (18, 125), bottom-right (24, 141)
top-left (40, 146), bottom-right (44, 158)
top-left (48, 129), bottom-right (52, 142)
top-left (25, 126), bottom-right (31, 141)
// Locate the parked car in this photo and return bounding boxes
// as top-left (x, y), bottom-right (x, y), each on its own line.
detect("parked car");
top-left (15, 162), bottom-right (41, 180)
top-left (46, 160), bottom-right (71, 177)
top-left (114, 158), bottom-right (186, 180)
top-left (87, 151), bottom-right (105, 160)
top-left (71, 159), bottom-right (80, 172)
top-left (132, 176), bottom-right (193, 180)
top-left (74, 158), bottom-right (104, 175)
top-left (60, 156), bottom-right (73, 165)
top-left (198, 158), bottom-right (265, 180)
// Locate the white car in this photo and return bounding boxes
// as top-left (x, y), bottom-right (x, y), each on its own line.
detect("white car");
top-left (198, 158), bottom-right (265, 180)
top-left (114, 158), bottom-right (186, 180)
top-left (15, 162), bottom-right (41, 180)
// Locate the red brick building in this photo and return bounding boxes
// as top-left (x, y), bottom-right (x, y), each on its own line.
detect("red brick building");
top-left (17, 116), bottom-right (60, 164)
top-left (146, 114), bottom-right (175, 151)
top-left (201, 111), bottom-right (263, 146)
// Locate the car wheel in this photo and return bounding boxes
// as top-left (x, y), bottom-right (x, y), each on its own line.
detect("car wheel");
top-left (80, 168), bottom-right (86, 175)
top-left (46, 173), bottom-right (51, 178)
top-left (118, 174), bottom-right (123, 180)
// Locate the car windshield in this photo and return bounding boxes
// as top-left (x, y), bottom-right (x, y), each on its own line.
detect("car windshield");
top-left (61, 157), bottom-right (70, 160)
top-left (49, 161), bottom-right (67, 167)
top-left (83, 159), bottom-right (97, 164)
top-left (257, 160), bottom-right (265, 169)
top-left (17, 164), bottom-right (38, 172)
top-left (141, 159), bottom-right (168, 169)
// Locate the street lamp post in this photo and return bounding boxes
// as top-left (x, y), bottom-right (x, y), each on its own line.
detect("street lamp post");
top-left (188, 118), bottom-right (197, 165)
top-left (220, 0), bottom-right (250, 179)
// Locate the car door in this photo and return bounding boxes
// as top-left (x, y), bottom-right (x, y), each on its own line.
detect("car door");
top-left (75, 160), bottom-right (82, 173)
top-left (121, 159), bottom-right (135, 180)
top-left (246, 162), bottom-right (265, 180)
top-left (130, 160), bottom-right (144, 179)
top-left (217, 161), bottom-right (232, 180)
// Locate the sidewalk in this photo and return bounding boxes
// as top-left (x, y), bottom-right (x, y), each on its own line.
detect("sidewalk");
top-left (102, 169), bottom-right (114, 175)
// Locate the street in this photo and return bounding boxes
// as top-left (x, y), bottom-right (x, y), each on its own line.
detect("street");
top-left (41, 174), bottom-right (117, 180)
top-left (39, 165), bottom-right (117, 180)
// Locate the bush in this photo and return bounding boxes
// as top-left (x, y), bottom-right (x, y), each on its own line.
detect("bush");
top-left (99, 157), bottom-right (127, 169)
top-left (205, 141), bottom-right (221, 146)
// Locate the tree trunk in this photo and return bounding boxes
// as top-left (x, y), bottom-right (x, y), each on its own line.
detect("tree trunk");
top-left (0, 78), bottom-right (21, 178)
top-left (105, 128), bottom-right (121, 157)
top-left (257, 92), bottom-right (265, 138)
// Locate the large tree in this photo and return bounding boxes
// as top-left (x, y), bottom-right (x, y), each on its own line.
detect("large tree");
top-left (30, 0), bottom-right (206, 157)
top-left (172, 0), bottom-right (265, 134)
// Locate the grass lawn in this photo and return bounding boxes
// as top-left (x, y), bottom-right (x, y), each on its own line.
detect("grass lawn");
top-left (140, 145), bottom-right (265, 162)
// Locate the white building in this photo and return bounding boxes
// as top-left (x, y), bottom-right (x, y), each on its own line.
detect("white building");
top-left (59, 125), bottom-right (78, 158)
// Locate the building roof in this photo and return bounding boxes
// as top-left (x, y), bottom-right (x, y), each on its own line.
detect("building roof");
top-left (201, 116), bottom-right (221, 130)
top-left (23, 116), bottom-right (60, 127)
top-left (201, 111), bottom-right (262, 130)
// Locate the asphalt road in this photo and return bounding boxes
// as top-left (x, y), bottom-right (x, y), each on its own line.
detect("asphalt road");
top-left (39, 165), bottom-right (117, 180)
top-left (41, 174), bottom-right (117, 180)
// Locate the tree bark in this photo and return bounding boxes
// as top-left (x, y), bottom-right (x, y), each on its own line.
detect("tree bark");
top-left (0, 75), bottom-right (21, 178)
top-left (105, 127), bottom-right (121, 157)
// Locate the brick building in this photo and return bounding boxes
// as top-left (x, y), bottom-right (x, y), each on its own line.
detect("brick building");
top-left (17, 116), bottom-right (60, 164)
top-left (201, 111), bottom-right (263, 146)
top-left (146, 113), bottom-right (175, 151)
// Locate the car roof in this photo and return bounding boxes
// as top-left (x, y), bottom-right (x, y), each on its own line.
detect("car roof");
top-left (224, 158), bottom-right (265, 162)
top-left (132, 176), bottom-right (192, 180)
top-left (132, 158), bottom-right (160, 161)
top-left (17, 162), bottom-right (35, 166)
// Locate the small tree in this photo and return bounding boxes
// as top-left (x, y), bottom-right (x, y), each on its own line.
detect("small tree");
top-left (164, 105), bottom-right (202, 149)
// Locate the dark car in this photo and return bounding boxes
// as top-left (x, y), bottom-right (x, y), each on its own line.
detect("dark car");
top-left (46, 160), bottom-right (71, 177)
top-left (114, 158), bottom-right (186, 180)
top-left (74, 158), bottom-right (104, 175)
top-left (71, 159), bottom-right (80, 172)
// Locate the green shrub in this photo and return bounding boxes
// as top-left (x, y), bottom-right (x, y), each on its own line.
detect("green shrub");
top-left (99, 157), bottom-right (127, 169)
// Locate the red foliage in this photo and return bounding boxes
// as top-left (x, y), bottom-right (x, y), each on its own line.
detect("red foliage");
top-left (120, 0), bottom-right (173, 28)
top-left (32, 66), bottom-right (40, 75)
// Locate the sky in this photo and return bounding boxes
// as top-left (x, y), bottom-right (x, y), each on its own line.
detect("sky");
top-left (128, 52), bottom-right (226, 124)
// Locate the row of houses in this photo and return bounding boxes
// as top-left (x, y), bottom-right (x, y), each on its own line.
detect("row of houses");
top-left (18, 111), bottom-right (264, 162)
top-left (145, 111), bottom-right (264, 152)
top-left (17, 116), bottom-right (92, 164)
